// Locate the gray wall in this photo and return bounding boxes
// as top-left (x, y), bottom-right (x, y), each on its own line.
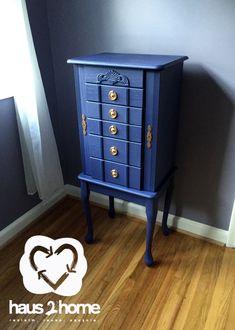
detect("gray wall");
top-left (0, 98), bottom-right (40, 230)
top-left (0, 0), bottom-right (57, 230)
top-left (46, 0), bottom-right (235, 230)
top-left (26, 0), bottom-right (64, 170)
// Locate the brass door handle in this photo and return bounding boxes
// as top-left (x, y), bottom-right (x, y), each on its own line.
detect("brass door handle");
top-left (109, 125), bottom-right (118, 135)
top-left (82, 114), bottom-right (87, 135)
top-left (110, 146), bottom-right (118, 156)
top-left (109, 108), bottom-right (118, 119)
top-left (111, 169), bottom-right (119, 178)
top-left (108, 90), bottom-right (118, 101)
top-left (147, 125), bottom-right (152, 148)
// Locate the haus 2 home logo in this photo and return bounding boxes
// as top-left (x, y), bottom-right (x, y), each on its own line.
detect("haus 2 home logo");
top-left (19, 236), bottom-right (87, 296)
top-left (8, 235), bottom-right (101, 321)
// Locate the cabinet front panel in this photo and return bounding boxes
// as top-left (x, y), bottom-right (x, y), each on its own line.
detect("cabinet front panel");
top-left (78, 63), bottom-right (146, 191)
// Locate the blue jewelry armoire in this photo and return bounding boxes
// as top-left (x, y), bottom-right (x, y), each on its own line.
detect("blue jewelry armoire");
top-left (68, 53), bottom-right (188, 266)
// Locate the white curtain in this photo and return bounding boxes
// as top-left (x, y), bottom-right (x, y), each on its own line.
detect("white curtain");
top-left (0, 0), bottom-right (64, 200)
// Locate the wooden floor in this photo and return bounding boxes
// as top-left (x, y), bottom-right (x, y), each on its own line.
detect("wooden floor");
top-left (1, 197), bottom-right (235, 330)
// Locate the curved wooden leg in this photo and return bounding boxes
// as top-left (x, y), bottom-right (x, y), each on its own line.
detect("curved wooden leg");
top-left (80, 181), bottom-right (93, 244)
top-left (162, 178), bottom-right (174, 236)
top-left (108, 196), bottom-right (115, 218)
top-left (144, 198), bottom-right (158, 267)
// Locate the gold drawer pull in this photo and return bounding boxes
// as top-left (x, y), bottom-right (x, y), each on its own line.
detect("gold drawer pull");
top-left (109, 125), bottom-right (118, 135)
top-left (108, 90), bottom-right (118, 101)
top-left (110, 146), bottom-right (118, 156)
top-left (111, 169), bottom-right (119, 178)
top-left (109, 108), bottom-right (118, 119)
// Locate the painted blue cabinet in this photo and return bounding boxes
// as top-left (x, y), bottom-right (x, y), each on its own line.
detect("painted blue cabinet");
top-left (68, 53), bottom-right (188, 266)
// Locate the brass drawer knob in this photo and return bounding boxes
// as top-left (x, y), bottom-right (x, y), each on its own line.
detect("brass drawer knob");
top-left (109, 108), bottom-right (118, 119)
top-left (110, 146), bottom-right (118, 156)
top-left (111, 169), bottom-right (119, 178)
top-left (109, 125), bottom-right (118, 135)
top-left (108, 90), bottom-right (118, 101)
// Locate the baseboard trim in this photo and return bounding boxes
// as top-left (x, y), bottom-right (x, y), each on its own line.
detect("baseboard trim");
top-left (0, 184), bottom-right (229, 247)
top-left (0, 188), bottom-right (66, 248)
top-left (65, 184), bottom-right (228, 245)
top-left (227, 199), bottom-right (235, 247)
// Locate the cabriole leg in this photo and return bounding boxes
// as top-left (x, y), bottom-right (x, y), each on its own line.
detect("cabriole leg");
top-left (144, 198), bottom-right (158, 267)
top-left (80, 180), bottom-right (93, 243)
top-left (108, 196), bottom-right (115, 218)
top-left (162, 178), bottom-right (174, 236)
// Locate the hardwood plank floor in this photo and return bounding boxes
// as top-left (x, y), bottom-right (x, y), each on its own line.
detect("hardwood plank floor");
top-left (1, 197), bottom-right (235, 330)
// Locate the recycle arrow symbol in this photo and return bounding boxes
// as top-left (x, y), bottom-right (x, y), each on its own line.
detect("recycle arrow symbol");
top-left (29, 244), bottom-right (78, 290)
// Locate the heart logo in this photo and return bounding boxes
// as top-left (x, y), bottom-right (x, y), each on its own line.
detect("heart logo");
top-left (20, 236), bottom-right (87, 296)
top-left (29, 244), bottom-right (78, 290)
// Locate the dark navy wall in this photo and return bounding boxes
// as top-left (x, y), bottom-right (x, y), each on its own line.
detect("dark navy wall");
top-left (0, 98), bottom-right (40, 230)
top-left (46, 0), bottom-right (235, 230)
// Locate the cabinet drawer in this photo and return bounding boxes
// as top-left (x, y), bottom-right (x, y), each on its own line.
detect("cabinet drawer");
top-left (84, 66), bottom-right (143, 88)
top-left (105, 161), bottom-right (141, 189)
top-left (85, 84), bottom-right (143, 108)
top-left (88, 118), bottom-right (120, 137)
top-left (86, 102), bottom-right (142, 126)
top-left (103, 138), bottom-right (128, 165)
top-left (103, 121), bottom-right (142, 142)
top-left (89, 158), bottom-right (141, 189)
top-left (87, 119), bottom-right (142, 143)
top-left (88, 135), bottom-right (141, 167)
top-left (102, 104), bottom-right (142, 126)
top-left (103, 138), bottom-right (141, 167)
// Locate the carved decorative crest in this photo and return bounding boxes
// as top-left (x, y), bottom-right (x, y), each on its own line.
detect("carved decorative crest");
top-left (97, 70), bottom-right (129, 86)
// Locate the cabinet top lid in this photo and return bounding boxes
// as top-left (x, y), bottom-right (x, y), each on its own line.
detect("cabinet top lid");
top-left (67, 53), bottom-right (188, 70)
